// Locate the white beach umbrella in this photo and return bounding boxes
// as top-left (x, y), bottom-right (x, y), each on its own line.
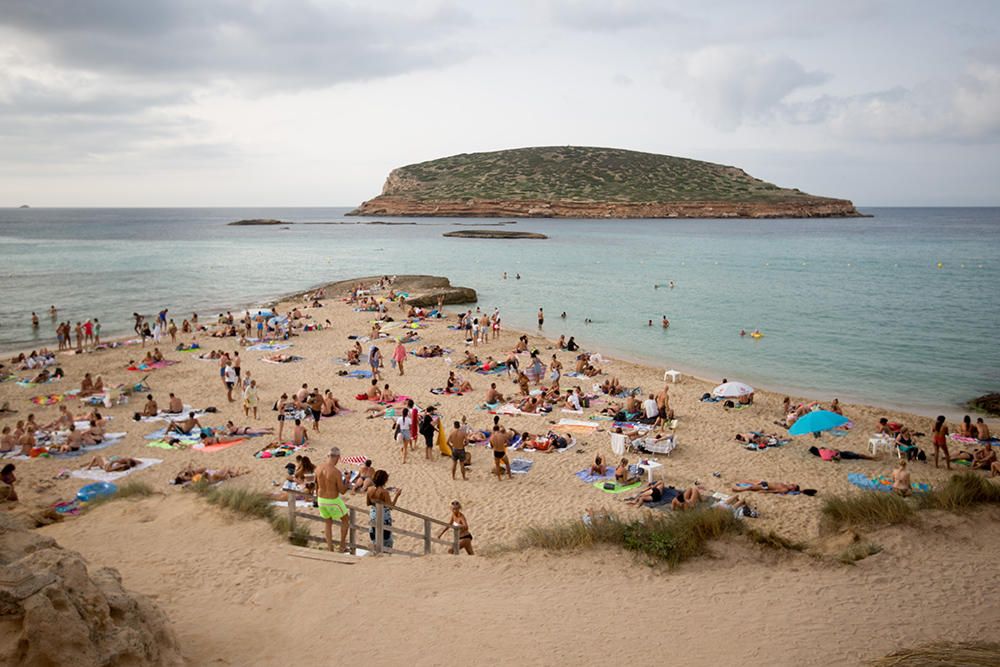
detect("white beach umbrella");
top-left (712, 381), bottom-right (754, 398)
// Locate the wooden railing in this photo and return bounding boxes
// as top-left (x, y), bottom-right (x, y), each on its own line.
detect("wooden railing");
top-left (284, 489), bottom-right (460, 557)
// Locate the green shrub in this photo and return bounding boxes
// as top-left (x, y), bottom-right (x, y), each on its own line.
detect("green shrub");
top-left (820, 493), bottom-right (915, 531)
top-left (918, 473), bottom-right (1000, 512)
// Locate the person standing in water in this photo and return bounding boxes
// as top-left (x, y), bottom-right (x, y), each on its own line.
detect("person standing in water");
top-left (537, 307), bottom-right (544, 329)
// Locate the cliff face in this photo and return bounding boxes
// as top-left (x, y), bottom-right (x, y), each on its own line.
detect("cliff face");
top-left (350, 196), bottom-right (861, 219)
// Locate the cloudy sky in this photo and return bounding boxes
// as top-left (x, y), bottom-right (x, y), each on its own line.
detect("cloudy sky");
top-left (0, 0), bottom-right (997, 206)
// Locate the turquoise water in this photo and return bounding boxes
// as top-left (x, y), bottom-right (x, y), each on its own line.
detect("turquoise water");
top-left (1, 207), bottom-right (998, 413)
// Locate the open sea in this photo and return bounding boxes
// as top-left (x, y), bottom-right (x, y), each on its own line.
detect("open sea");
top-left (1, 207), bottom-right (997, 415)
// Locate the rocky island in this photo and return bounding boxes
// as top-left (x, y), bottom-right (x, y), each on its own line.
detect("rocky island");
top-left (348, 146), bottom-right (861, 219)
top-left (227, 219), bottom-right (287, 226)
top-left (443, 230), bottom-right (547, 239)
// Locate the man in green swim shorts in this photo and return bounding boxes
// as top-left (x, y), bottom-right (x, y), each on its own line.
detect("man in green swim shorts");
top-left (316, 447), bottom-right (350, 552)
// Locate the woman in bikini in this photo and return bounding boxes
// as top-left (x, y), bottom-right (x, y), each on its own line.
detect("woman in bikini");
top-left (932, 415), bottom-right (951, 470)
top-left (615, 458), bottom-right (638, 486)
top-left (438, 500), bottom-right (474, 555)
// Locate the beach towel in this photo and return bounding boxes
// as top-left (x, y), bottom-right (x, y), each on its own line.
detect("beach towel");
top-left (71, 458), bottom-right (162, 482)
top-left (343, 369), bottom-right (372, 379)
top-left (732, 482), bottom-right (802, 495)
top-left (474, 363), bottom-right (508, 375)
top-left (17, 377), bottom-right (59, 388)
top-left (490, 404), bottom-right (542, 417)
top-left (575, 467), bottom-right (616, 483)
top-left (557, 418), bottom-right (600, 431)
top-left (246, 343), bottom-right (291, 352)
top-left (30, 390), bottom-right (80, 405)
top-left (260, 355), bottom-right (303, 364)
top-left (612, 421), bottom-right (649, 432)
top-left (847, 472), bottom-right (932, 495)
top-left (192, 438), bottom-right (247, 453)
top-left (509, 458), bottom-right (534, 475)
top-left (254, 441), bottom-right (303, 458)
top-left (340, 454), bottom-right (369, 466)
top-left (147, 439), bottom-right (195, 450)
top-left (139, 407), bottom-right (207, 424)
top-left (593, 479), bottom-right (643, 494)
top-left (126, 360), bottom-right (179, 372)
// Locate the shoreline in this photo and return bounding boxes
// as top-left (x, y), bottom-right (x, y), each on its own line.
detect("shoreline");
top-left (3, 273), bottom-right (992, 423)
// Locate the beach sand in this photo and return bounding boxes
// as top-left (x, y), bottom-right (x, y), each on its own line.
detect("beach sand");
top-left (4, 276), bottom-right (999, 664)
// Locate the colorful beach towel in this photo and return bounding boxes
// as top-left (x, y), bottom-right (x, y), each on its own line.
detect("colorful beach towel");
top-left (192, 438), bottom-right (247, 453)
top-left (30, 390), bottom-right (80, 405)
top-left (593, 479), bottom-right (643, 494)
top-left (254, 441), bottom-right (303, 458)
top-left (71, 458), bottom-right (162, 482)
top-left (126, 360), bottom-right (179, 372)
top-left (847, 472), bottom-right (932, 495)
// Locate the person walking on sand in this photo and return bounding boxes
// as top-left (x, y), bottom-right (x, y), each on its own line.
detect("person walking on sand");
top-left (316, 447), bottom-right (350, 552)
top-left (438, 500), bottom-right (474, 555)
top-left (223, 361), bottom-right (237, 402)
top-left (243, 379), bottom-right (259, 420)
top-left (448, 421), bottom-right (468, 480)
top-left (370, 345), bottom-right (382, 381)
top-left (392, 340), bottom-right (406, 376)
top-left (490, 425), bottom-right (512, 481)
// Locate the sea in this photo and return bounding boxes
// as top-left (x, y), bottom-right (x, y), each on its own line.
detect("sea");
top-left (1, 207), bottom-right (998, 416)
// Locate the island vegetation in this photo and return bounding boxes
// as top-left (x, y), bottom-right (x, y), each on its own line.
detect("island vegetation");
top-left (349, 146), bottom-right (861, 218)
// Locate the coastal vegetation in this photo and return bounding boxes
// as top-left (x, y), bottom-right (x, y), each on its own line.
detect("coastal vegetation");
top-left (189, 482), bottom-right (311, 545)
top-left (868, 641), bottom-right (1000, 666)
top-left (515, 508), bottom-right (743, 568)
top-left (821, 473), bottom-right (1000, 532)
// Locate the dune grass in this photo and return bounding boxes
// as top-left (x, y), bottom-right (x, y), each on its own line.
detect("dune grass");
top-left (868, 641), bottom-right (1000, 666)
top-left (820, 492), bottom-right (916, 532)
top-left (114, 480), bottom-right (155, 499)
top-left (745, 528), bottom-right (806, 552)
top-left (917, 472), bottom-right (1000, 512)
top-left (189, 483), bottom-right (311, 546)
top-left (518, 508), bottom-right (743, 568)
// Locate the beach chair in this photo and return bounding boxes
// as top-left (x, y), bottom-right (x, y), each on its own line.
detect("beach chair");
top-left (639, 436), bottom-right (676, 457)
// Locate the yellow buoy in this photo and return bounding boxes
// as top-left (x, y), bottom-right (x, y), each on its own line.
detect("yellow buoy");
top-left (937, 262), bottom-right (943, 269)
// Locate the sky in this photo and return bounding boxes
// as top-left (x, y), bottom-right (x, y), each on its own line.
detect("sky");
top-left (0, 0), bottom-right (998, 207)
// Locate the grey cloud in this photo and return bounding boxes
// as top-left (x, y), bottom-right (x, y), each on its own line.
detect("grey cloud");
top-left (665, 47), bottom-right (829, 130)
top-left (0, 0), bottom-right (472, 88)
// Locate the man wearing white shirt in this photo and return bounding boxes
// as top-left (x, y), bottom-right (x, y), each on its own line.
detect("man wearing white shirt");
top-left (643, 394), bottom-right (659, 423)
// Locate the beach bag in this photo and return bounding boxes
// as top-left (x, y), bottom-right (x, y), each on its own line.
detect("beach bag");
top-left (603, 482), bottom-right (616, 491)
top-left (723, 400), bottom-right (735, 408)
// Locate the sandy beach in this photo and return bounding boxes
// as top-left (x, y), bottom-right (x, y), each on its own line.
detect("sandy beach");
top-left (3, 276), bottom-right (999, 665)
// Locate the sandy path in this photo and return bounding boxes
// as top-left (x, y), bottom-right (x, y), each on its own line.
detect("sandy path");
top-left (40, 494), bottom-right (1000, 666)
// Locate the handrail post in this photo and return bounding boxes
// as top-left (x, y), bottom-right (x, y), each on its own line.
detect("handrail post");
top-left (286, 491), bottom-right (296, 541)
top-left (424, 518), bottom-right (432, 555)
top-left (348, 506), bottom-right (357, 555)
top-left (375, 502), bottom-right (384, 555)
top-left (452, 525), bottom-right (460, 555)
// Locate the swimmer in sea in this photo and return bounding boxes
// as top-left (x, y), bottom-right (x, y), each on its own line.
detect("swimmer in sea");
top-left (739, 329), bottom-right (746, 337)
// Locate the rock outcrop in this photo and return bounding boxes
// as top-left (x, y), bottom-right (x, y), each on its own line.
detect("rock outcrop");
top-left (0, 513), bottom-right (183, 666)
top-left (968, 393), bottom-right (1000, 416)
top-left (352, 196), bottom-right (860, 219)
top-left (294, 275), bottom-right (477, 308)
top-left (227, 219), bottom-right (286, 226)
top-left (443, 230), bottom-right (548, 239)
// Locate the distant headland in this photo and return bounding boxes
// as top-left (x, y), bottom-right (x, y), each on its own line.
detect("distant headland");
top-left (348, 146), bottom-right (862, 219)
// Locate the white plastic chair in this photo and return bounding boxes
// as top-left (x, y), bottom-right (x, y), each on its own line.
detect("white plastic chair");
top-left (610, 432), bottom-right (627, 456)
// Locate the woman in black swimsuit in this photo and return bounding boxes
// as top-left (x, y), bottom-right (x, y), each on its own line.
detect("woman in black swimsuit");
top-left (438, 500), bottom-right (474, 555)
